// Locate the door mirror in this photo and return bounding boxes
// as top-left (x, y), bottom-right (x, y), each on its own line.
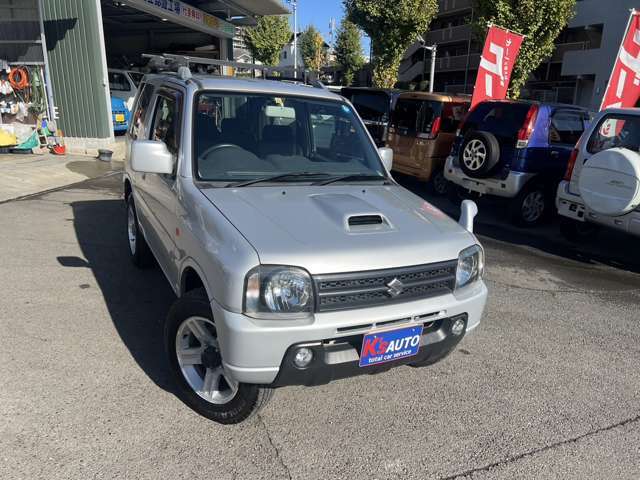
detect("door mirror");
top-left (378, 147), bottom-right (393, 172)
top-left (131, 140), bottom-right (174, 175)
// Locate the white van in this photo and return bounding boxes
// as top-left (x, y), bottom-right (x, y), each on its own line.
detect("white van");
top-left (108, 69), bottom-right (144, 111)
top-left (556, 108), bottom-right (640, 238)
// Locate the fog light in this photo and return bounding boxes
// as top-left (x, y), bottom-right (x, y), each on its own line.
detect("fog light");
top-left (451, 317), bottom-right (466, 336)
top-left (293, 347), bottom-right (314, 368)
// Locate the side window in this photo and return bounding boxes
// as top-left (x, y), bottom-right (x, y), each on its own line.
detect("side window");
top-left (108, 72), bottom-right (130, 92)
top-left (128, 72), bottom-right (144, 87)
top-left (441, 102), bottom-right (469, 133)
top-left (549, 110), bottom-right (586, 145)
top-left (587, 114), bottom-right (640, 154)
top-left (150, 95), bottom-right (180, 155)
top-left (129, 83), bottom-right (154, 140)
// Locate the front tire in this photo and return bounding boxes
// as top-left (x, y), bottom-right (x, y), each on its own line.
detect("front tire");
top-left (126, 195), bottom-right (153, 268)
top-left (165, 288), bottom-right (273, 424)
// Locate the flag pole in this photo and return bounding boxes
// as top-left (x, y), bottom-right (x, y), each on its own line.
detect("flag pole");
top-left (599, 8), bottom-right (637, 110)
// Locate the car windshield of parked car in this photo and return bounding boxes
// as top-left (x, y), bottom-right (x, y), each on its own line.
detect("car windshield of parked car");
top-left (587, 114), bottom-right (640, 154)
top-left (193, 92), bottom-right (385, 183)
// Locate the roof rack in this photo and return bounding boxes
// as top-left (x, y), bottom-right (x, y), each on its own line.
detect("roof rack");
top-left (141, 53), bottom-right (327, 90)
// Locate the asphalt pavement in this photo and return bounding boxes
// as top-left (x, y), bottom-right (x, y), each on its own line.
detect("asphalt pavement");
top-left (1, 173), bottom-right (639, 480)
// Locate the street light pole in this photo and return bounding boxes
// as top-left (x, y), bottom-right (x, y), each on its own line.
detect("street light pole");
top-left (293, 0), bottom-right (298, 79)
top-left (429, 44), bottom-right (437, 93)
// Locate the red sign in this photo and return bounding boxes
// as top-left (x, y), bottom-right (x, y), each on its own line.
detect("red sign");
top-left (471, 26), bottom-right (524, 109)
top-left (600, 11), bottom-right (640, 111)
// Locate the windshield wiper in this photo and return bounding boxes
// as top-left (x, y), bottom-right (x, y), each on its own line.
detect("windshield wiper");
top-left (227, 172), bottom-right (331, 188)
top-left (313, 174), bottom-right (389, 186)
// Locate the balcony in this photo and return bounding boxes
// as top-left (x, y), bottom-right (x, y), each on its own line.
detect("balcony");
top-left (426, 24), bottom-right (472, 45)
top-left (437, 0), bottom-right (473, 15)
top-left (550, 41), bottom-right (591, 62)
top-left (437, 53), bottom-right (480, 72)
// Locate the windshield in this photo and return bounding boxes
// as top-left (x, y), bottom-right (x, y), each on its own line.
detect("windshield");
top-left (193, 92), bottom-right (385, 183)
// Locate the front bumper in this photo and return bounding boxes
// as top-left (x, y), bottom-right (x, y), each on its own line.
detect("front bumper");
top-left (270, 314), bottom-right (467, 387)
top-left (212, 281), bottom-right (488, 385)
top-left (444, 156), bottom-right (535, 198)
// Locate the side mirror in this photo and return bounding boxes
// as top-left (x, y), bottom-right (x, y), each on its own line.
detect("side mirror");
top-left (459, 199), bottom-right (478, 233)
top-left (131, 140), bottom-right (174, 175)
top-left (378, 147), bottom-right (393, 172)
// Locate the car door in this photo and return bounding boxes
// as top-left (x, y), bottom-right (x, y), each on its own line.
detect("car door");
top-left (136, 88), bottom-right (183, 286)
top-left (546, 108), bottom-right (588, 178)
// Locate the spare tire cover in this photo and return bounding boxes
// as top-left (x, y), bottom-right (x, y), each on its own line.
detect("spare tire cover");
top-left (578, 147), bottom-right (640, 216)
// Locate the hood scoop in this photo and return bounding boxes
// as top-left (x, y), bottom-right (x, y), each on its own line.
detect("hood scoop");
top-left (348, 214), bottom-right (384, 226)
top-left (311, 193), bottom-right (394, 233)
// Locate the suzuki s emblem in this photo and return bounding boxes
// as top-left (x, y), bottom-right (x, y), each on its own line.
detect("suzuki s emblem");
top-left (386, 278), bottom-right (405, 297)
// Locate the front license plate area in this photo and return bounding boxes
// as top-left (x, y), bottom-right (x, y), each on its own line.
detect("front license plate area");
top-left (115, 114), bottom-right (125, 123)
top-left (359, 325), bottom-right (423, 367)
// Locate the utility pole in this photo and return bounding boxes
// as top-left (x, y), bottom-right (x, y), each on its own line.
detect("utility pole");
top-left (293, 0), bottom-right (298, 79)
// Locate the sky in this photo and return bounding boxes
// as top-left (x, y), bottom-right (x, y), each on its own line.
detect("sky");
top-left (283, 0), bottom-right (371, 58)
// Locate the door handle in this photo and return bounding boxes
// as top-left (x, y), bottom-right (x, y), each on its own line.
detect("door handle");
top-left (550, 151), bottom-right (560, 158)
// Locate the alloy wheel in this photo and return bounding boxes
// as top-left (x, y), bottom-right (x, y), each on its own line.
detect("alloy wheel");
top-left (175, 316), bottom-right (239, 405)
top-left (462, 139), bottom-right (487, 171)
top-left (521, 190), bottom-right (546, 223)
top-left (127, 204), bottom-right (137, 255)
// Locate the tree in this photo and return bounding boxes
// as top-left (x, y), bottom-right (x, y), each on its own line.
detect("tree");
top-left (244, 16), bottom-right (291, 66)
top-left (299, 25), bottom-right (327, 72)
top-left (345, 0), bottom-right (438, 88)
top-left (335, 19), bottom-right (365, 86)
top-left (474, 0), bottom-right (577, 98)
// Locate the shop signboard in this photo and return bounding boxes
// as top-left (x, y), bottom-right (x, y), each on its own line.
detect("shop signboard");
top-left (126, 0), bottom-right (235, 37)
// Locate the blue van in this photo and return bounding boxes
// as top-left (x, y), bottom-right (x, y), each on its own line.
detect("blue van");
top-left (444, 100), bottom-right (590, 225)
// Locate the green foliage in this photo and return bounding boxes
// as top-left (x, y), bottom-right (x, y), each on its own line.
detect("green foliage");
top-left (474, 0), bottom-right (577, 97)
top-left (299, 25), bottom-right (327, 72)
top-left (345, 0), bottom-right (438, 88)
top-left (244, 16), bottom-right (292, 66)
top-left (335, 19), bottom-right (365, 86)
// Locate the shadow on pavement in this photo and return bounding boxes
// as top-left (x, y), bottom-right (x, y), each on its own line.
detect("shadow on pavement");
top-left (59, 196), bottom-right (177, 392)
top-left (395, 173), bottom-right (640, 275)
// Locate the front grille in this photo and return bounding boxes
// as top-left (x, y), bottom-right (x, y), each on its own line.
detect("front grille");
top-left (314, 260), bottom-right (457, 312)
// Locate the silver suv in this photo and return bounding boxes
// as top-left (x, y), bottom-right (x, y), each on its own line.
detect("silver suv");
top-left (123, 71), bottom-right (488, 424)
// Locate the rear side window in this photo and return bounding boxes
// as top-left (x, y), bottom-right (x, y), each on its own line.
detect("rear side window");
top-left (129, 83), bottom-right (154, 140)
top-left (441, 102), bottom-right (469, 133)
top-left (463, 102), bottom-right (530, 137)
top-left (549, 110), bottom-right (587, 145)
top-left (587, 114), bottom-right (640, 154)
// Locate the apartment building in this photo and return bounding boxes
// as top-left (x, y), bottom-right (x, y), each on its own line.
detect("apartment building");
top-left (399, 0), bottom-right (637, 110)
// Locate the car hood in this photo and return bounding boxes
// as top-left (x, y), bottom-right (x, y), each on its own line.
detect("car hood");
top-left (199, 184), bottom-right (475, 274)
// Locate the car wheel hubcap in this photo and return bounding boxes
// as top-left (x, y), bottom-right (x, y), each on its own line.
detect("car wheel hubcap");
top-left (462, 139), bottom-right (487, 171)
top-left (127, 205), bottom-right (137, 255)
top-left (176, 316), bottom-right (239, 405)
top-left (522, 191), bottom-right (545, 222)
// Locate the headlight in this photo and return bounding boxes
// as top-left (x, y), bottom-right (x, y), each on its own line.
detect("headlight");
top-left (244, 265), bottom-right (314, 318)
top-left (456, 245), bottom-right (484, 290)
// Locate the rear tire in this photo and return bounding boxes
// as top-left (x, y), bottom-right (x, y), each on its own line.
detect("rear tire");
top-left (559, 217), bottom-right (599, 242)
top-left (165, 288), bottom-right (273, 424)
top-left (127, 195), bottom-right (154, 268)
top-left (509, 183), bottom-right (550, 227)
top-left (428, 168), bottom-right (449, 196)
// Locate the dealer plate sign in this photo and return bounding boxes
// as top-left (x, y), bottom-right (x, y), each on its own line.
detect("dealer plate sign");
top-left (359, 325), bottom-right (423, 367)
